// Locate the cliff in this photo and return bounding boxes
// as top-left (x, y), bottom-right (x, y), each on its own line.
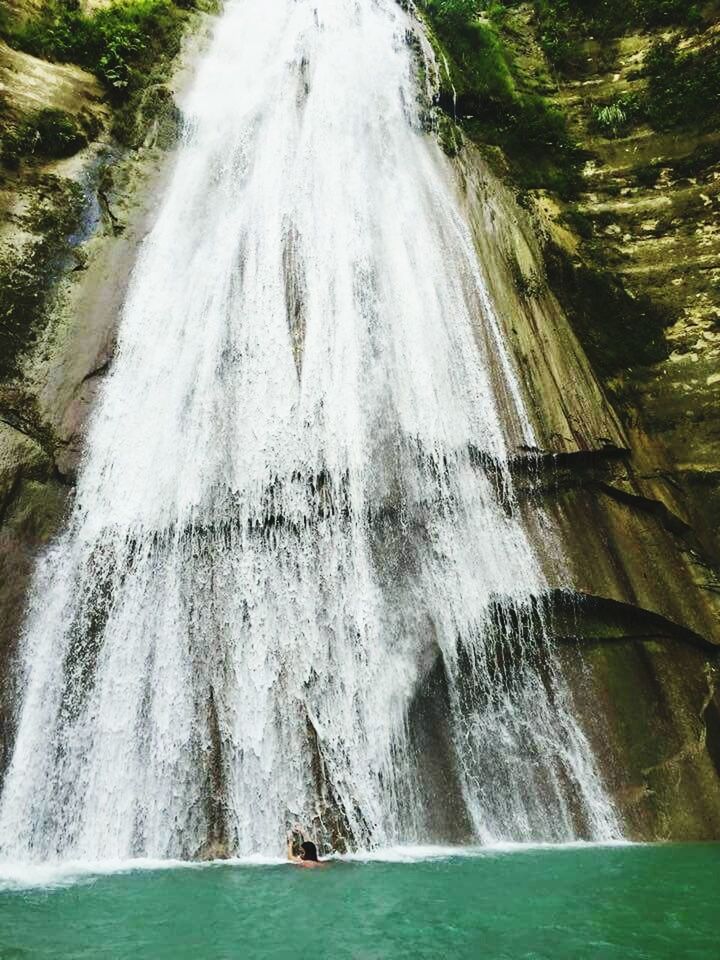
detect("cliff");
top-left (0, 0), bottom-right (719, 841)
top-left (419, 0), bottom-right (720, 838)
top-left (0, 0), bottom-right (211, 774)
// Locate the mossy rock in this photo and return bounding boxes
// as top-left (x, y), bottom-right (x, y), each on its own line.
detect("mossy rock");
top-left (0, 175), bottom-right (87, 380)
top-left (136, 83), bottom-right (183, 149)
top-left (1, 108), bottom-right (87, 167)
top-left (3, 477), bottom-right (66, 542)
top-left (561, 637), bottom-right (720, 840)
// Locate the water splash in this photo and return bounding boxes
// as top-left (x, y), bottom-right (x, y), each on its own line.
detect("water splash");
top-left (0, 0), bottom-right (620, 861)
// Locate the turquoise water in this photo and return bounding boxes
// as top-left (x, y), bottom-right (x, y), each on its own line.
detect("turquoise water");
top-left (0, 845), bottom-right (718, 959)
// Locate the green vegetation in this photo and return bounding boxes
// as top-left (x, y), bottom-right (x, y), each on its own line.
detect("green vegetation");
top-left (644, 38), bottom-right (720, 130)
top-left (535, 0), bottom-right (703, 72)
top-left (2, 0), bottom-right (187, 98)
top-left (583, 35), bottom-right (720, 138)
top-left (0, 0), bottom-right (199, 143)
top-left (420, 1), bottom-right (583, 194)
top-left (1, 109), bottom-right (90, 166)
top-left (0, 177), bottom-right (85, 379)
top-left (531, 1), bottom-right (718, 139)
top-left (420, 0), bottom-right (713, 183)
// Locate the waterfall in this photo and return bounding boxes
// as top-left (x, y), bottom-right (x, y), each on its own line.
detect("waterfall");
top-left (0, 0), bottom-right (621, 862)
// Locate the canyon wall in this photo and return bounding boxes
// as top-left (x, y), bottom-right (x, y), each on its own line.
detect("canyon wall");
top-left (0, 0), bottom-right (718, 839)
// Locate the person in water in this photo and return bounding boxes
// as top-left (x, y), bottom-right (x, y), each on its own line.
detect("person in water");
top-left (287, 831), bottom-right (326, 868)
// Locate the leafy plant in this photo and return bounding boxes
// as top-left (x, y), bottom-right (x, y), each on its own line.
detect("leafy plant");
top-left (2, 0), bottom-right (189, 104)
top-left (590, 94), bottom-right (643, 138)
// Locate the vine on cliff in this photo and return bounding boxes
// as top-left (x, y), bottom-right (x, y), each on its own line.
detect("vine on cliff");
top-left (419, 1), bottom-right (582, 195)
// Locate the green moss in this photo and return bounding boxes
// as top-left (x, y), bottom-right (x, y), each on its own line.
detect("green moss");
top-left (422, 3), bottom-right (517, 112)
top-left (420, 1), bottom-right (582, 194)
top-left (4, 478), bottom-right (67, 542)
top-left (0, 176), bottom-right (86, 379)
top-left (1, 108), bottom-right (87, 166)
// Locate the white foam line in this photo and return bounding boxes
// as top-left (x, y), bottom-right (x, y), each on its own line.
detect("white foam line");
top-left (0, 842), bottom-right (638, 891)
top-left (0, 855), bottom-right (285, 892)
top-left (334, 840), bottom-right (635, 863)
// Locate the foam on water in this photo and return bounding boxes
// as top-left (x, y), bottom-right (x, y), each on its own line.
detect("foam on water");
top-left (0, 0), bottom-right (621, 863)
top-left (337, 840), bottom-right (635, 862)
top-left (0, 842), bottom-right (641, 892)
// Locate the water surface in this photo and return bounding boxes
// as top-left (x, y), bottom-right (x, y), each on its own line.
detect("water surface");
top-left (1, 844), bottom-right (717, 959)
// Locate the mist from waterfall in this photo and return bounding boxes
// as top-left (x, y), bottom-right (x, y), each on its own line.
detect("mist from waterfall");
top-left (0, 0), bottom-right (621, 861)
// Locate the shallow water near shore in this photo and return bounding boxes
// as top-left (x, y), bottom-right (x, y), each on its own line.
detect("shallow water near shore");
top-left (1, 844), bottom-right (718, 959)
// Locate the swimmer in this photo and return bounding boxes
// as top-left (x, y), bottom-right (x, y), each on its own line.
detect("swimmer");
top-left (287, 830), bottom-right (327, 868)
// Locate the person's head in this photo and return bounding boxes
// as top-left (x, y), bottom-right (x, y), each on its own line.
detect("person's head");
top-left (300, 840), bottom-right (319, 862)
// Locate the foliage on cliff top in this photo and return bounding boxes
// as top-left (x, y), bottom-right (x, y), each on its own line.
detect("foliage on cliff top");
top-left (420, 1), bottom-right (582, 194)
top-left (0, 0), bottom-right (205, 144)
top-left (2, 0), bottom-right (188, 98)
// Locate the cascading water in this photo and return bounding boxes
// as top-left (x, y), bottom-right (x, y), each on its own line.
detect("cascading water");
top-left (0, 0), bottom-right (621, 862)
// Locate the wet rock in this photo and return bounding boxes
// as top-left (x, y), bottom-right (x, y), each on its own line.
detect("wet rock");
top-left (193, 839), bottom-right (232, 862)
top-left (137, 85), bottom-right (184, 151)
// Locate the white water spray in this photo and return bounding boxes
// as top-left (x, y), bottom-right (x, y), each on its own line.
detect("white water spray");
top-left (0, 0), bottom-right (620, 861)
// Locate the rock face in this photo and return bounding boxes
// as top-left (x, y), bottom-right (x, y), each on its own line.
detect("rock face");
top-left (535, 10), bottom-right (720, 838)
top-left (453, 141), bottom-right (720, 839)
top-left (440, 0), bottom-right (720, 839)
top-left (0, 40), bottom-right (105, 121)
top-left (544, 19), bottom-right (720, 570)
top-left (562, 637), bottom-right (720, 840)
top-left (0, 4), bottom-right (194, 783)
top-left (0, 32), bottom-right (108, 777)
top-left (0, 2), bottom-right (718, 841)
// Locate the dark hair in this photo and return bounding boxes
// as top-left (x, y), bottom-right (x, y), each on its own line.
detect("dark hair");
top-left (300, 841), bottom-right (319, 862)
